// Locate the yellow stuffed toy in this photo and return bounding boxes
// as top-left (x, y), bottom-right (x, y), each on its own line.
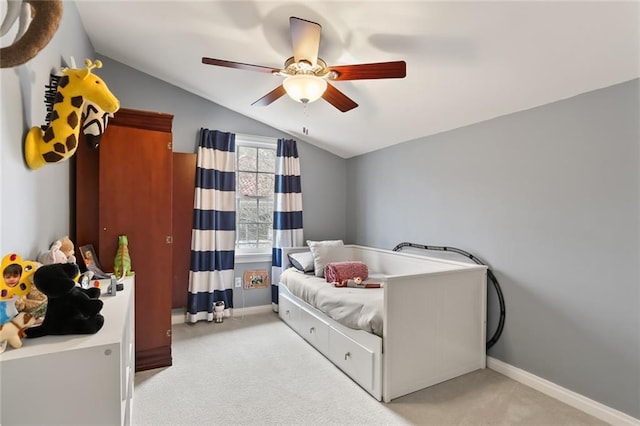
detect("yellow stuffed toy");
top-left (24, 59), bottom-right (119, 169)
top-left (1, 253), bottom-right (38, 300)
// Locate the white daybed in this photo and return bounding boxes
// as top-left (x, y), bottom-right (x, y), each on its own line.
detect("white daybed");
top-left (278, 244), bottom-right (487, 402)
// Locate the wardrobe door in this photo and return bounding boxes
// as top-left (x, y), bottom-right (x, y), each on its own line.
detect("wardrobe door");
top-left (172, 152), bottom-right (196, 309)
top-left (98, 114), bottom-right (173, 371)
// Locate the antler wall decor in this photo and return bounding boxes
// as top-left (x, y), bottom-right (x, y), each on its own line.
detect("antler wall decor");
top-left (0, 0), bottom-right (63, 68)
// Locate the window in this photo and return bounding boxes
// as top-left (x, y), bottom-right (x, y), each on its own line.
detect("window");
top-left (235, 135), bottom-right (277, 255)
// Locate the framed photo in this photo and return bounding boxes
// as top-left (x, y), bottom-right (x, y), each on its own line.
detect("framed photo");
top-left (243, 269), bottom-right (269, 289)
top-left (79, 244), bottom-right (109, 279)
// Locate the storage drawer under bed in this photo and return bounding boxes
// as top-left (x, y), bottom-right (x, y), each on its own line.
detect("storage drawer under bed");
top-left (328, 327), bottom-right (375, 392)
top-left (278, 292), bottom-right (299, 331)
top-left (298, 305), bottom-right (330, 355)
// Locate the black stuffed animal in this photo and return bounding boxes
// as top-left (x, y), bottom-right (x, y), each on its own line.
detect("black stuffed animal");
top-left (26, 263), bottom-right (104, 338)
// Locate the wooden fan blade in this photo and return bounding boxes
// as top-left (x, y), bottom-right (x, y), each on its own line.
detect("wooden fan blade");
top-left (328, 61), bottom-right (406, 81)
top-left (322, 83), bottom-right (358, 112)
top-left (202, 57), bottom-right (279, 74)
top-left (252, 85), bottom-right (287, 106)
top-left (290, 17), bottom-right (321, 66)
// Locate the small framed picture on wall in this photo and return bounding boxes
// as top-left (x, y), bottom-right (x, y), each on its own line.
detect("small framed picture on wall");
top-left (243, 269), bottom-right (269, 289)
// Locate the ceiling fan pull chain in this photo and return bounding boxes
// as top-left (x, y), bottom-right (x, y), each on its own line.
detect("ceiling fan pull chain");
top-left (302, 103), bottom-right (309, 135)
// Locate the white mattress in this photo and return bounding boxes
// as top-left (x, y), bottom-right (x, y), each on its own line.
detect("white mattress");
top-left (280, 268), bottom-right (384, 337)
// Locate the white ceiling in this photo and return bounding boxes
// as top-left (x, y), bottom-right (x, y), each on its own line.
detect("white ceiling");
top-left (75, 1), bottom-right (639, 158)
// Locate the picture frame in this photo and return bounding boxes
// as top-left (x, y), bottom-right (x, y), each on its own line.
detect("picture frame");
top-left (243, 269), bottom-right (269, 289)
top-left (79, 244), bottom-right (109, 279)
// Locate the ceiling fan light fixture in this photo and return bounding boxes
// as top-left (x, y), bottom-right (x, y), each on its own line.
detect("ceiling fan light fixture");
top-left (283, 74), bottom-right (327, 104)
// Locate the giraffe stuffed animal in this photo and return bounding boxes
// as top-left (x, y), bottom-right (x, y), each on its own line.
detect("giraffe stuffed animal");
top-left (24, 59), bottom-right (120, 170)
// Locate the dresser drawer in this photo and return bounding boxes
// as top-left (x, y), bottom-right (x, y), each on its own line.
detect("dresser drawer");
top-left (298, 306), bottom-right (330, 355)
top-left (278, 293), bottom-right (299, 331)
top-left (329, 328), bottom-right (374, 391)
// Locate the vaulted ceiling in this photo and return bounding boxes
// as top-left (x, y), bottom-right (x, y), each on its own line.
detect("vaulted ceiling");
top-left (75, 1), bottom-right (639, 158)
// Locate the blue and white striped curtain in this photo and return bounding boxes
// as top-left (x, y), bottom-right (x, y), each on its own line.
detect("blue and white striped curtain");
top-left (187, 129), bottom-right (236, 323)
top-left (271, 139), bottom-right (303, 311)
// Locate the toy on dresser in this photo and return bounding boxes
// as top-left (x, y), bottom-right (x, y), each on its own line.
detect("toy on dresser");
top-left (37, 236), bottom-right (76, 265)
top-left (0, 312), bottom-right (36, 353)
top-left (25, 263), bottom-right (104, 338)
top-left (113, 235), bottom-right (132, 279)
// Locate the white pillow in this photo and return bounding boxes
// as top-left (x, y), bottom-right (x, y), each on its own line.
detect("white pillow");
top-left (287, 251), bottom-right (314, 273)
top-left (307, 240), bottom-right (344, 277)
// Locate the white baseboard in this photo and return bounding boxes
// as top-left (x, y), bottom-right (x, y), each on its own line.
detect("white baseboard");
top-left (487, 356), bottom-right (640, 426)
top-left (230, 305), bottom-right (273, 316)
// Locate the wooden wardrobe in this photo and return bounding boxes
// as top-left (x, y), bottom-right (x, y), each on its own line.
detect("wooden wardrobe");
top-left (75, 107), bottom-right (173, 371)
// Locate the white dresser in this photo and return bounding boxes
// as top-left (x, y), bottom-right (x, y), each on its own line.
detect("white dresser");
top-left (0, 276), bottom-right (135, 425)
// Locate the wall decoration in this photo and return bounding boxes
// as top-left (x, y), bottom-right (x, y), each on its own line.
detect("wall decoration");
top-left (0, 0), bottom-right (63, 68)
top-left (24, 58), bottom-right (120, 170)
top-left (243, 269), bottom-right (269, 289)
top-left (45, 69), bottom-right (113, 150)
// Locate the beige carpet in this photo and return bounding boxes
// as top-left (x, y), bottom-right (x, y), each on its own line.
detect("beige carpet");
top-left (133, 311), bottom-right (606, 426)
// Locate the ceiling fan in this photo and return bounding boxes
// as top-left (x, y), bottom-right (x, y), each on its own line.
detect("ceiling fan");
top-left (202, 17), bottom-right (406, 113)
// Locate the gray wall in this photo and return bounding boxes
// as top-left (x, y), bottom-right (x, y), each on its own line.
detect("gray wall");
top-left (2, 0), bottom-right (637, 419)
top-left (346, 79), bottom-right (640, 418)
top-left (0, 1), bottom-right (94, 258)
top-left (94, 57), bottom-right (347, 306)
top-left (0, 2), bottom-right (345, 308)
top-left (94, 56), bottom-right (347, 243)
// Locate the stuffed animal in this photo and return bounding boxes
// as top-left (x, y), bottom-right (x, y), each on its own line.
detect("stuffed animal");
top-left (59, 236), bottom-right (76, 264)
top-left (15, 285), bottom-right (47, 320)
top-left (0, 312), bottom-right (36, 353)
top-left (37, 236), bottom-right (76, 265)
top-left (214, 301), bottom-right (225, 323)
top-left (25, 263), bottom-right (104, 338)
top-left (37, 240), bottom-right (67, 265)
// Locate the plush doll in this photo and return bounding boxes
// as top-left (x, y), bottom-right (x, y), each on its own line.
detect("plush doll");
top-left (15, 285), bottom-right (47, 320)
top-left (59, 236), bottom-right (76, 264)
top-left (0, 312), bottom-right (36, 353)
top-left (214, 301), bottom-right (225, 323)
top-left (25, 263), bottom-right (104, 338)
top-left (37, 240), bottom-right (67, 265)
top-left (38, 237), bottom-right (76, 265)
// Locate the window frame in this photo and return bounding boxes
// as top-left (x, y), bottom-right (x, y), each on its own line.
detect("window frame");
top-left (234, 134), bottom-right (277, 262)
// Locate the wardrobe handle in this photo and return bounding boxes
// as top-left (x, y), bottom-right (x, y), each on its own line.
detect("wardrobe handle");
top-left (344, 352), bottom-right (351, 361)
top-left (309, 327), bottom-right (315, 334)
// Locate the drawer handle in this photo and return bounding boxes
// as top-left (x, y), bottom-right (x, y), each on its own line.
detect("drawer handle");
top-left (285, 310), bottom-right (290, 316)
top-left (344, 352), bottom-right (351, 361)
top-left (309, 327), bottom-right (315, 334)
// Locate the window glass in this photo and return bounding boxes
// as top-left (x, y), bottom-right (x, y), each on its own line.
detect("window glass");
top-left (235, 137), bottom-right (277, 253)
